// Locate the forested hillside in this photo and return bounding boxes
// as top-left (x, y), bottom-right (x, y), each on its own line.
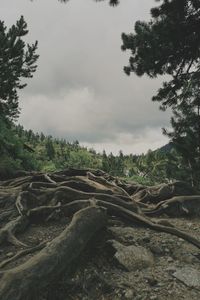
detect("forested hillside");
top-left (0, 122), bottom-right (192, 187)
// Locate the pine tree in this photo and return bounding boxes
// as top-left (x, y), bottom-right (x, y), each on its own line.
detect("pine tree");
top-left (121, 0), bottom-right (200, 111)
top-left (121, 0), bottom-right (200, 187)
top-left (45, 138), bottom-right (55, 160)
top-left (102, 150), bottom-right (110, 173)
top-left (163, 79), bottom-right (200, 186)
top-left (0, 16), bottom-right (39, 122)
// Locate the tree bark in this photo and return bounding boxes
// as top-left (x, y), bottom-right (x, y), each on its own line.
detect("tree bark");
top-left (0, 206), bottom-right (107, 300)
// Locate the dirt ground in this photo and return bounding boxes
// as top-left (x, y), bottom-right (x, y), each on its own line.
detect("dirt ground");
top-left (1, 215), bottom-right (200, 300)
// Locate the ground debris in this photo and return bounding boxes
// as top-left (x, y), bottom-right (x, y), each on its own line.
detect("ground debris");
top-left (0, 168), bottom-right (200, 299)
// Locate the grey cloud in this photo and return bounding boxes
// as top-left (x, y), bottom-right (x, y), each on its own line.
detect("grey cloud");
top-left (1, 0), bottom-right (171, 153)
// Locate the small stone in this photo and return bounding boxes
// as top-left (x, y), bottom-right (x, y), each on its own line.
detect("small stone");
top-left (111, 240), bottom-right (154, 271)
top-left (145, 276), bottom-right (158, 286)
top-left (157, 282), bottom-right (164, 287)
top-left (167, 239), bottom-right (174, 244)
top-left (142, 233), bottom-right (151, 243)
top-left (166, 266), bottom-right (176, 273)
top-left (168, 290), bottom-right (173, 295)
top-left (124, 289), bottom-right (135, 299)
top-left (167, 257), bottom-right (173, 263)
top-left (150, 296), bottom-right (157, 300)
top-left (149, 244), bottom-right (163, 255)
top-left (6, 252), bottom-right (14, 257)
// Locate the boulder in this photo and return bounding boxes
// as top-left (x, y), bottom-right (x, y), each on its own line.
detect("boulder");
top-left (110, 240), bottom-right (154, 271)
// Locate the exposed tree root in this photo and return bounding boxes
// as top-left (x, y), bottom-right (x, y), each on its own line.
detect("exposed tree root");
top-left (132, 181), bottom-right (197, 204)
top-left (0, 216), bottom-right (29, 247)
top-left (0, 242), bottom-right (46, 269)
top-left (62, 199), bottom-right (200, 249)
top-left (0, 168), bottom-right (200, 298)
top-left (87, 171), bottom-right (130, 197)
top-left (0, 206), bottom-right (107, 300)
top-left (26, 193), bottom-right (139, 221)
top-left (0, 209), bottom-right (16, 224)
top-left (144, 195), bottom-right (200, 217)
top-left (27, 198), bottom-right (200, 249)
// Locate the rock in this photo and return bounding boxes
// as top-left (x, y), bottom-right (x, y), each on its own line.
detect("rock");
top-left (145, 276), bottom-right (158, 286)
top-left (172, 245), bottom-right (200, 264)
top-left (149, 244), bottom-right (163, 255)
top-left (110, 240), bottom-right (154, 271)
top-left (145, 275), bottom-right (158, 286)
top-left (173, 267), bottom-right (200, 289)
top-left (187, 222), bottom-right (193, 228)
top-left (124, 289), bottom-right (135, 299)
top-left (6, 252), bottom-right (14, 257)
top-left (142, 233), bottom-right (151, 243)
top-left (150, 296), bottom-right (157, 300)
top-left (167, 257), bottom-right (173, 263)
top-left (166, 266), bottom-right (176, 273)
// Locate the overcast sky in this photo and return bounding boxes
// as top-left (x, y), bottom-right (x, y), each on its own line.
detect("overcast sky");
top-left (1, 0), bottom-right (171, 154)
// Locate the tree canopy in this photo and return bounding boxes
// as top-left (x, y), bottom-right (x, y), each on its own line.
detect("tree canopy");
top-left (0, 16), bottom-right (39, 122)
top-left (121, 0), bottom-right (200, 187)
top-left (121, 0), bottom-right (200, 108)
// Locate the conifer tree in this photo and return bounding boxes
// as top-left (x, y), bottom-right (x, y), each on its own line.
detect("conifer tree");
top-left (163, 79), bottom-right (200, 186)
top-left (45, 138), bottom-right (56, 160)
top-left (102, 150), bottom-right (109, 173)
top-left (121, 0), bottom-right (200, 187)
top-left (0, 16), bottom-right (39, 122)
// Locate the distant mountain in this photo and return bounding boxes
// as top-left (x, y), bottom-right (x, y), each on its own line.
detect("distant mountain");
top-left (157, 142), bottom-right (174, 153)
